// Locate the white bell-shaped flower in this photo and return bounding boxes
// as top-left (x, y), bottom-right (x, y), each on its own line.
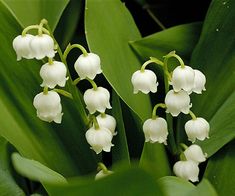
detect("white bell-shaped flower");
top-left (143, 117), bottom-right (168, 144)
top-left (184, 144), bottom-right (207, 164)
top-left (165, 90), bottom-right (192, 117)
top-left (131, 69), bottom-right (158, 94)
top-left (95, 170), bottom-right (113, 180)
top-left (173, 160), bottom-right (199, 182)
top-left (192, 69), bottom-right (206, 94)
top-left (84, 87), bottom-right (111, 114)
top-left (185, 117), bottom-right (210, 142)
top-left (85, 126), bottom-right (114, 154)
top-left (40, 61), bottom-right (68, 88)
top-left (12, 34), bottom-right (34, 60)
top-left (74, 53), bottom-right (102, 80)
top-left (171, 66), bottom-right (195, 93)
top-left (33, 91), bottom-right (63, 123)
top-left (96, 114), bottom-right (117, 135)
top-left (30, 34), bottom-right (55, 60)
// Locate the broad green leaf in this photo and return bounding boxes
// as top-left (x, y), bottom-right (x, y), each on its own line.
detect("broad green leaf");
top-left (186, 0), bottom-right (235, 156)
top-left (140, 143), bottom-right (171, 179)
top-left (158, 176), bottom-right (217, 196)
top-left (0, 138), bottom-right (25, 196)
top-left (1, 0), bottom-right (69, 31)
top-left (12, 153), bottom-right (66, 184)
top-left (112, 91), bottom-right (130, 164)
top-left (130, 22), bottom-right (202, 62)
top-left (157, 176), bottom-right (195, 196)
top-left (55, 0), bottom-right (82, 49)
top-left (85, 0), bottom-right (152, 121)
top-left (0, 1), bottom-right (96, 176)
top-left (188, 179), bottom-right (218, 196)
top-left (204, 141), bottom-right (235, 196)
top-left (45, 167), bottom-right (163, 196)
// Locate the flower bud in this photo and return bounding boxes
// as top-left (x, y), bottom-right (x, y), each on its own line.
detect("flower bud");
top-left (12, 34), bottom-right (34, 60)
top-left (95, 170), bottom-right (113, 180)
top-left (33, 91), bottom-right (63, 123)
top-left (74, 53), bottom-right (102, 80)
top-left (40, 61), bottom-right (68, 88)
top-left (171, 66), bottom-right (195, 93)
top-left (143, 117), bottom-right (168, 144)
top-left (165, 90), bottom-right (192, 117)
top-left (30, 34), bottom-right (55, 60)
top-left (131, 69), bottom-right (158, 94)
top-left (192, 69), bottom-right (206, 94)
top-left (173, 160), bottom-right (199, 182)
top-left (184, 144), bottom-right (207, 163)
top-left (84, 87), bottom-right (111, 114)
top-left (185, 117), bottom-right (210, 142)
top-left (85, 127), bottom-right (114, 154)
top-left (96, 114), bottom-right (117, 136)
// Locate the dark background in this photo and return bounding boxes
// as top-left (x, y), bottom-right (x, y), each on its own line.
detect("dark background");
top-left (124, 0), bottom-right (212, 36)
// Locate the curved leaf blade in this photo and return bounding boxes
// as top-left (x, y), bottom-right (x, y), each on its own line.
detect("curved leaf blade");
top-left (85, 0), bottom-right (152, 121)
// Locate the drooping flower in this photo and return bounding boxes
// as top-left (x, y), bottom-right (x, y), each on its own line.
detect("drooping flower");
top-left (95, 170), bottom-right (113, 180)
top-left (192, 69), bottom-right (206, 94)
top-left (33, 91), bottom-right (63, 123)
top-left (74, 53), bottom-right (102, 80)
top-left (165, 90), bottom-right (192, 117)
top-left (131, 69), bottom-right (158, 94)
top-left (12, 34), bottom-right (34, 60)
top-left (143, 117), bottom-right (168, 144)
top-left (184, 144), bottom-right (207, 164)
top-left (173, 160), bottom-right (199, 182)
top-left (85, 126), bottom-right (114, 154)
top-left (185, 117), bottom-right (210, 142)
top-left (30, 34), bottom-right (55, 60)
top-left (171, 65), bottom-right (195, 93)
top-left (40, 61), bottom-right (68, 88)
top-left (96, 114), bottom-right (117, 135)
top-left (84, 87), bottom-right (111, 114)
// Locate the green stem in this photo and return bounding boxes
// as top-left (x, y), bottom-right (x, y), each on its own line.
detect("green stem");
top-left (189, 110), bottom-right (197, 120)
top-left (164, 51), bottom-right (185, 68)
top-left (63, 44), bottom-right (88, 61)
top-left (152, 103), bottom-right (166, 119)
top-left (43, 21), bottom-right (89, 125)
top-left (180, 143), bottom-right (188, 151)
top-left (180, 152), bottom-right (187, 161)
top-left (53, 89), bottom-right (73, 99)
top-left (86, 78), bottom-right (98, 90)
top-left (97, 162), bottom-right (108, 173)
top-left (48, 57), bottom-right (53, 65)
top-left (43, 86), bottom-right (48, 95)
top-left (73, 77), bottom-right (81, 85)
top-left (163, 55), bottom-right (177, 155)
top-left (92, 116), bottom-right (100, 130)
top-left (100, 113), bottom-right (106, 118)
top-left (145, 7), bottom-right (166, 30)
top-left (140, 58), bottom-right (164, 72)
top-left (22, 25), bottom-right (49, 36)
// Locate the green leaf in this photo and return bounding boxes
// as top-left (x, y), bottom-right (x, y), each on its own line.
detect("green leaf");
top-left (12, 153), bottom-right (66, 184)
top-left (158, 176), bottom-right (195, 196)
top-left (130, 22), bottom-right (202, 62)
top-left (85, 0), bottom-right (152, 121)
top-left (0, 138), bottom-right (25, 196)
top-left (204, 140), bottom-right (235, 196)
top-left (46, 167), bottom-right (163, 196)
top-left (55, 0), bottom-right (82, 49)
top-left (112, 91), bottom-right (130, 164)
top-left (140, 143), bottom-right (171, 179)
top-left (1, 0), bottom-right (69, 30)
top-left (186, 0), bottom-right (235, 156)
top-left (0, 1), bottom-right (96, 176)
top-left (158, 176), bottom-right (217, 196)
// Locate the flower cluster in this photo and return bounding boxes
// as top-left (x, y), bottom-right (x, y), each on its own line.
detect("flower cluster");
top-left (13, 19), bottom-right (116, 154)
top-left (131, 51), bottom-right (210, 182)
top-left (13, 20), bottom-right (66, 123)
